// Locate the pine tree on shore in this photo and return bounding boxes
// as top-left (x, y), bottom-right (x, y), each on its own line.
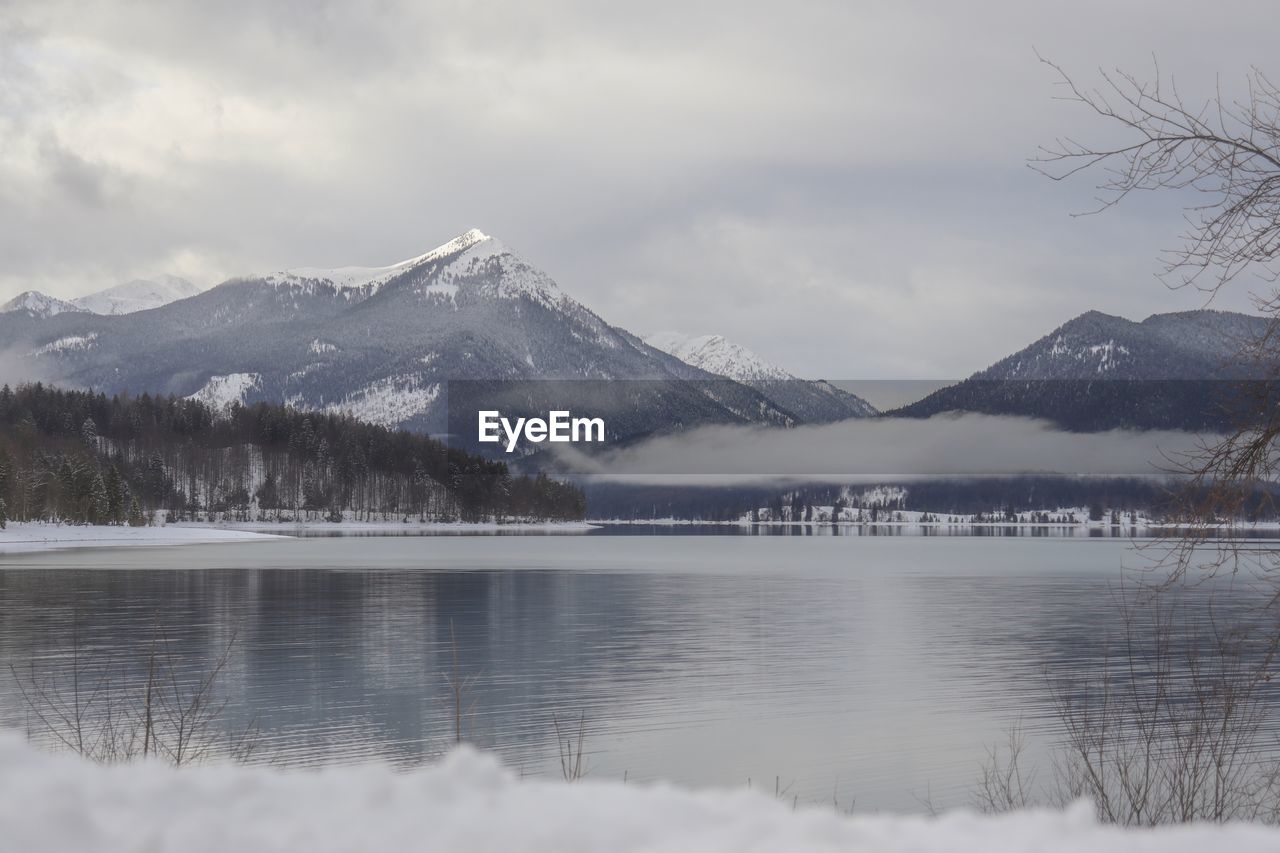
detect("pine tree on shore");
top-left (127, 497), bottom-right (147, 527)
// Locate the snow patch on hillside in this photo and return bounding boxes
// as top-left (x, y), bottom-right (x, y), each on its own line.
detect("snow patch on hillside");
top-left (285, 363), bottom-right (324, 384)
top-left (186, 373), bottom-right (262, 410)
top-left (846, 484), bottom-right (909, 506)
top-left (30, 333), bottom-right (98, 356)
top-left (1, 735), bottom-right (1277, 853)
top-left (430, 233), bottom-right (570, 310)
top-left (1045, 337), bottom-right (1132, 373)
top-left (324, 375), bottom-right (440, 428)
top-left (418, 281), bottom-right (460, 301)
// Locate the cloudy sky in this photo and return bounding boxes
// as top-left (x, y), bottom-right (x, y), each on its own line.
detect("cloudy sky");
top-left (2, 0), bottom-right (1277, 378)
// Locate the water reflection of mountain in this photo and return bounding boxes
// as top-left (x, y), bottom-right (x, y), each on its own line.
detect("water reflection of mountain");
top-left (1, 536), bottom-right (1274, 811)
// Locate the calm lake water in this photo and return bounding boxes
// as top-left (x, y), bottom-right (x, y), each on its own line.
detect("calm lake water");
top-left (1, 532), bottom-right (1277, 812)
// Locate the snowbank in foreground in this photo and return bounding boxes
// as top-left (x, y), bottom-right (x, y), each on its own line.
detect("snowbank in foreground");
top-left (0, 522), bottom-right (282, 554)
top-left (1, 735), bottom-right (1277, 853)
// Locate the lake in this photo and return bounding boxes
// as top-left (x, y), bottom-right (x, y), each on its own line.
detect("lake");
top-left (1, 531), bottom-right (1276, 812)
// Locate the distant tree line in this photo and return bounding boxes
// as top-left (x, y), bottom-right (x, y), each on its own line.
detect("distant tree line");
top-left (0, 383), bottom-right (585, 527)
top-left (582, 476), bottom-right (1279, 522)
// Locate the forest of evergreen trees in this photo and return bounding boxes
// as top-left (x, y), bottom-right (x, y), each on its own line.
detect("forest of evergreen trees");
top-left (0, 383), bottom-right (586, 528)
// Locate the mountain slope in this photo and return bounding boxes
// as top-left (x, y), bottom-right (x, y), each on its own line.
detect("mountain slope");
top-left (645, 331), bottom-right (877, 421)
top-left (1, 291), bottom-right (85, 319)
top-left (645, 332), bottom-right (793, 382)
top-left (0, 230), bottom-right (808, 446)
top-left (3, 277), bottom-right (201, 319)
top-left (71, 275), bottom-right (202, 315)
top-left (895, 309), bottom-right (1272, 430)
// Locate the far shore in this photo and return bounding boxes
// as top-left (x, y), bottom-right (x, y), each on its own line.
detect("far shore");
top-left (0, 519), bottom-right (599, 555)
top-left (589, 517), bottom-right (1280, 532)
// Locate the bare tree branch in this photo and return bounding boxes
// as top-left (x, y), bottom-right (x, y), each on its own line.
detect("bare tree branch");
top-left (1033, 55), bottom-right (1280, 296)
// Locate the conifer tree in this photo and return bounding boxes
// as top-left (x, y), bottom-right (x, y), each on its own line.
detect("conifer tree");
top-left (127, 497), bottom-right (146, 527)
top-left (89, 471), bottom-right (109, 525)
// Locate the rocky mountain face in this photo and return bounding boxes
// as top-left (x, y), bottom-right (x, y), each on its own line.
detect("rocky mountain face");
top-left (895, 309), bottom-right (1274, 430)
top-left (0, 230), bottom-right (875, 447)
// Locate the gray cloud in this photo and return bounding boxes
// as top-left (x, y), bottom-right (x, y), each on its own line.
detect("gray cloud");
top-left (1, 1), bottom-right (1277, 376)
top-left (37, 135), bottom-right (127, 208)
top-left (550, 413), bottom-right (1212, 486)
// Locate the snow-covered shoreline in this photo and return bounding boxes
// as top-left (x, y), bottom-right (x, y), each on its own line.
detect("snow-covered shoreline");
top-left (2, 734), bottom-right (1276, 853)
top-left (0, 522), bottom-right (284, 555)
top-left (0, 519), bottom-right (600, 555)
top-left (183, 520), bottom-right (600, 534)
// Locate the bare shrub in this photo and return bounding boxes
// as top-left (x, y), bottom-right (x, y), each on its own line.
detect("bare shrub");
top-left (976, 582), bottom-right (1280, 824)
top-left (442, 621), bottom-right (480, 745)
top-left (9, 626), bottom-right (258, 766)
top-left (552, 711), bottom-right (588, 782)
top-left (973, 722), bottom-right (1036, 814)
top-left (1053, 590), bottom-right (1280, 824)
top-left (1033, 57), bottom-right (1280, 296)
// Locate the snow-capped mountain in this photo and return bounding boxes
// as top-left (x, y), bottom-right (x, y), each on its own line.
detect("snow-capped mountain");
top-left (2, 276), bottom-right (201, 319)
top-left (71, 275), bottom-right (201, 315)
top-left (895, 309), bottom-right (1272, 430)
top-left (645, 332), bottom-right (793, 382)
top-left (957, 309), bottom-right (1267, 381)
top-left (0, 291), bottom-right (85, 319)
top-left (645, 331), bottom-right (876, 421)
top-left (263, 230), bottom-right (506, 294)
top-left (0, 230), bottom-right (829, 444)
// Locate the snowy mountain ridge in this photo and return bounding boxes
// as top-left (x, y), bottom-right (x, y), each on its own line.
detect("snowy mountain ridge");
top-left (259, 229), bottom-right (570, 312)
top-left (0, 291), bottom-right (85, 319)
top-left (645, 332), bottom-right (793, 382)
top-left (895, 307), bottom-right (1273, 430)
top-left (0, 229), bottom-right (877, 441)
top-left (645, 331), bottom-right (877, 420)
top-left (264, 229), bottom-right (494, 292)
top-left (71, 276), bottom-right (202, 315)
top-left (2, 277), bottom-right (202, 318)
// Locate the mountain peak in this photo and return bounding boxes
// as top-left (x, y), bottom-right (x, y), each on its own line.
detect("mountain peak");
top-left (1139, 307), bottom-right (1254, 325)
top-left (1, 290), bottom-right (84, 318)
top-left (266, 228), bottom-right (504, 293)
top-left (1067, 309), bottom-right (1126, 326)
top-left (2, 279), bottom-right (200, 318)
top-left (645, 331), bottom-right (794, 382)
top-left (644, 330), bottom-right (877, 420)
top-left (72, 276), bottom-right (202, 315)
top-left (411, 228), bottom-right (498, 265)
